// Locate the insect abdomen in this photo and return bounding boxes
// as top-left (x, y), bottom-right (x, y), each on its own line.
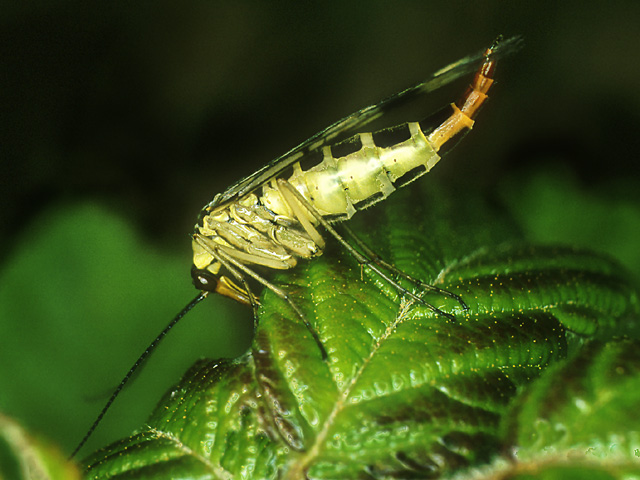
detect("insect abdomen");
top-left (263, 121), bottom-right (440, 221)
top-left (260, 39), bottom-right (501, 223)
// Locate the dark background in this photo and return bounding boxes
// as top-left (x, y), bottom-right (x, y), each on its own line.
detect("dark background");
top-left (1, 1), bottom-right (639, 458)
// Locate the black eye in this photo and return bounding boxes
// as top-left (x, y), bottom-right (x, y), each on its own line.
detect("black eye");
top-left (190, 266), bottom-right (218, 292)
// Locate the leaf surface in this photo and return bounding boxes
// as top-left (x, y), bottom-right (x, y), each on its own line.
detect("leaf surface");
top-left (0, 413), bottom-right (80, 480)
top-left (82, 186), bottom-right (639, 479)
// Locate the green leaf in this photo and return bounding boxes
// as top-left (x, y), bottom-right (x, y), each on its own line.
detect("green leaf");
top-left (81, 186), bottom-right (639, 479)
top-left (0, 202), bottom-right (252, 456)
top-left (0, 412), bottom-right (80, 480)
top-left (500, 165), bottom-right (640, 280)
top-left (505, 339), bottom-right (640, 460)
top-left (459, 340), bottom-right (640, 480)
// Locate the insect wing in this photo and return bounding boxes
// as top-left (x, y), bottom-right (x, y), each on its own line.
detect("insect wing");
top-left (210, 35), bottom-right (522, 208)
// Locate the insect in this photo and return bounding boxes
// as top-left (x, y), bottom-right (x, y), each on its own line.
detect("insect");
top-left (190, 35), bottom-right (520, 353)
top-left (70, 35), bottom-right (521, 459)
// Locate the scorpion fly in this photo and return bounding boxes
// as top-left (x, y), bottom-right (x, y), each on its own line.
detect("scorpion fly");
top-left (70, 36), bottom-right (521, 459)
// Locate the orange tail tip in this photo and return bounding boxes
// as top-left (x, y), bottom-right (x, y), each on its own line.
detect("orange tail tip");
top-left (427, 39), bottom-right (503, 152)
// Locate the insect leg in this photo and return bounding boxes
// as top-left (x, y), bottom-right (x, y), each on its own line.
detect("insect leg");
top-left (196, 238), bottom-right (328, 360)
top-left (277, 179), bottom-right (458, 321)
top-left (340, 223), bottom-right (469, 311)
top-left (274, 178), bottom-right (326, 249)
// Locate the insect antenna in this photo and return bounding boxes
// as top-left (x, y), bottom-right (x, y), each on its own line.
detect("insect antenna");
top-left (69, 292), bottom-right (207, 460)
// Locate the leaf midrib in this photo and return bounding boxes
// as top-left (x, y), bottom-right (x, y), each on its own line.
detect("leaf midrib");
top-left (288, 297), bottom-right (420, 477)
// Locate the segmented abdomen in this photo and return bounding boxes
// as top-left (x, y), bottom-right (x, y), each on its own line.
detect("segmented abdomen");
top-left (261, 121), bottom-right (439, 222)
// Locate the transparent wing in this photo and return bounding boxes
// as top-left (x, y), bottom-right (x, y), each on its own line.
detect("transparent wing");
top-left (211, 35), bottom-right (523, 208)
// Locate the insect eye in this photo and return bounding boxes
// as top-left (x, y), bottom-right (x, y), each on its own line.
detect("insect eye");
top-left (190, 266), bottom-right (219, 292)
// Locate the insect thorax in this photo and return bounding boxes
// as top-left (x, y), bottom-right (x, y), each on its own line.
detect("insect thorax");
top-left (192, 193), bottom-right (321, 277)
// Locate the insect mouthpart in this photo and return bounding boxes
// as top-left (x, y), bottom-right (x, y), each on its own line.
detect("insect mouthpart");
top-left (191, 266), bottom-right (253, 306)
